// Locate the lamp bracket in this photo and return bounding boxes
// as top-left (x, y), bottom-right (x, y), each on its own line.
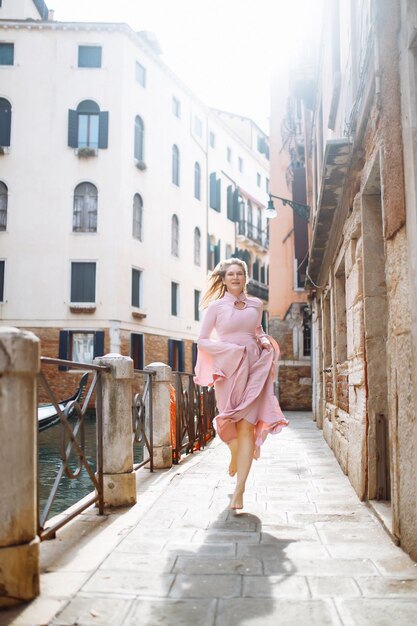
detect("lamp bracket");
top-left (269, 194), bottom-right (310, 220)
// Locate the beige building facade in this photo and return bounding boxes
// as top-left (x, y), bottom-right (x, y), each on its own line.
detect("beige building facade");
top-left (0, 0), bottom-right (270, 397)
top-left (291, 0), bottom-right (417, 559)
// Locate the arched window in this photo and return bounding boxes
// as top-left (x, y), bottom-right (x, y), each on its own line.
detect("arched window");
top-left (0, 181), bottom-right (8, 230)
top-left (171, 214), bottom-right (179, 256)
top-left (0, 98), bottom-right (11, 147)
top-left (73, 182), bottom-right (98, 232)
top-left (68, 100), bottom-right (108, 149)
top-left (194, 162), bottom-right (201, 200)
top-left (132, 193), bottom-right (143, 240)
top-left (194, 227), bottom-right (201, 266)
top-left (253, 258), bottom-right (260, 281)
top-left (172, 144), bottom-right (180, 186)
top-left (260, 265), bottom-right (266, 284)
top-left (134, 115), bottom-right (144, 161)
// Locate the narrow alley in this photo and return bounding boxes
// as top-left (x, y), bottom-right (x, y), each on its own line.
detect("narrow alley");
top-left (2, 413), bottom-right (417, 626)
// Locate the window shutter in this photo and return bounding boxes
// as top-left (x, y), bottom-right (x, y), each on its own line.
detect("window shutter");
top-left (233, 188), bottom-right (240, 222)
top-left (168, 339), bottom-right (174, 368)
top-left (216, 178), bottom-right (221, 212)
top-left (0, 99), bottom-right (11, 147)
top-left (68, 110), bottom-right (78, 148)
top-left (209, 173), bottom-right (217, 209)
top-left (192, 343), bottom-right (198, 369)
top-left (58, 330), bottom-right (70, 371)
top-left (94, 331), bottom-right (104, 359)
top-left (98, 111), bottom-right (109, 149)
top-left (178, 341), bottom-right (184, 372)
top-left (227, 185), bottom-right (233, 220)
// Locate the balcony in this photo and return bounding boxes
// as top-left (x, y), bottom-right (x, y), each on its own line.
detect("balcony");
top-left (237, 221), bottom-right (269, 250)
top-left (246, 278), bottom-right (269, 301)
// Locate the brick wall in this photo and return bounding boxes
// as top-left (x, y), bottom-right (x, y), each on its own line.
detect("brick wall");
top-left (278, 365), bottom-right (312, 410)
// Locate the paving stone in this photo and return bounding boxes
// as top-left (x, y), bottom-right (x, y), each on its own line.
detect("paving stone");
top-left (238, 541), bottom-right (329, 560)
top-left (192, 530), bottom-right (261, 544)
top-left (0, 598), bottom-right (65, 626)
top-left (325, 542), bottom-right (403, 559)
top-left (174, 556), bottom-right (263, 575)
top-left (242, 574), bottom-right (310, 598)
top-left (82, 570), bottom-right (175, 596)
top-left (215, 598), bottom-right (341, 625)
top-left (317, 524), bottom-right (391, 545)
top-left (123, 598), bottom-right (217, 626)
top-left (266, 501), bottom-right (317, 513)
top-left (50, 595), bottom-right (134, 626)
top-left (40, 571), bottom-right (87, 599)
top-left (260, 525), bottom-right (319, 542)
top-left (113, 538), bottom-right (166, 554)
top-left (336, 598), bottom-right (417, 625)
top-left (165, 542), bottom-right (236, 556)
top-left (100, 552), bottom-right (176, 573)
top-left (307, 576), bottom-right (361, 598)
top-left (372, 555), bottom-right (417, 578)
top-left (264, 558), bottom-right (379, 577)
top-left (356, 576), bottom-right (417, 597)
top-left (170, 573), bottom-right (241, 598)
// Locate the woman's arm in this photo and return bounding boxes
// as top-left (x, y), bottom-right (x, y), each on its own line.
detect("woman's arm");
top-left (197, 303), bottom-right (217, 345)
top-left (255, 305), bottom-right (271, 350)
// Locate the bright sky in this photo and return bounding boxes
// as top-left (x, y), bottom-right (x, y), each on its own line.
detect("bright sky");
top-left (49, 0), bottom-right (316, 133)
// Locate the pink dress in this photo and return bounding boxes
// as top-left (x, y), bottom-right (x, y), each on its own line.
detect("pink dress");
top-left (194, 291), bottom-right (288, 447)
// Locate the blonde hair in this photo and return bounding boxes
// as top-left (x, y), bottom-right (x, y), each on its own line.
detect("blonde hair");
top-left (200, 258), bottom-right (248, 309)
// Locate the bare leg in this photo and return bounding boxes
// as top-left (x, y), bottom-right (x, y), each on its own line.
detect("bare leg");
top-left (231, 419), bottom-right (255, 510)
top-left (228, 438), bottom-right (238, 476)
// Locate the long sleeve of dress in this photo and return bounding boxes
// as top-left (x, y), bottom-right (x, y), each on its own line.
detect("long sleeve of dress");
top-left (194, 303), bottom-right (246, 387)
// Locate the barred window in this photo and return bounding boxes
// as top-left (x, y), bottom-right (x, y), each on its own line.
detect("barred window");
top-left (73, 182), bottom-right (97, 232)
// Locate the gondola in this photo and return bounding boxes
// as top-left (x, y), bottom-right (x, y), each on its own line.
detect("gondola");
top-left (38, 372), bottom-right (89, 431)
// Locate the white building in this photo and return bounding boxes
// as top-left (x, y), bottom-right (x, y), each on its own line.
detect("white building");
top-left (0, 0), bottom-right (270, 385)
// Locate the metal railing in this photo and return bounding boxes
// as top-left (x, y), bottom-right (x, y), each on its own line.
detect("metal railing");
top-left (37, 357), bottom-right (110, 541)
top-left (237, 220), bottom-right (269, 248)
top-left (173, 372), bottom-right (216, 463)
top-left (132, 369), bottom-right (155, 471)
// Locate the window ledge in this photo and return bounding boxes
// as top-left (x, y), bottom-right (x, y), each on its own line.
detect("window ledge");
top-left (75, 147), bottom-right (98, 158)
top-left (0, 146), bottom-right (10, 155)
top-left (135, 159), bottom-right (147, 171)
top-left (70, 304), bottom-right (96, 313)
top-left (132, 310), bottom-right (147, 320)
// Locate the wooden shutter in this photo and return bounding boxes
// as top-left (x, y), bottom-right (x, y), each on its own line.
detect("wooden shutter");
top-left (94, 331), bottom-right (104, 359)
top-left (216, 178), bottom-right (221, 212)
top-left (178, 341), bottom-right (184, 372)
top-left (98, 111), bottom-right (109, 149)
top-left (168, 339), bottom-right (174, 368)
top-left (227, 185), bottom-right (233, 220)
top-left (209, 173), bottom-right (217, 209)
top-left (68, 110), bottom-right (78, 148)
top-left (58, 330), bottom-right (70, 371)
top-left (0, 99), bottom-right (11, 147)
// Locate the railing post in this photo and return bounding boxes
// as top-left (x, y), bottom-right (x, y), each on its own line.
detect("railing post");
top-left (0, 327), bottom-right (40, 607)
top-left (94, 353), bottom-right (136, 507)
top-left (145, 362), bottom-right (173, 469)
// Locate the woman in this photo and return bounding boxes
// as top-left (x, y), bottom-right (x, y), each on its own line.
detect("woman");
top-left (194, 258), bottom-right (288, 510)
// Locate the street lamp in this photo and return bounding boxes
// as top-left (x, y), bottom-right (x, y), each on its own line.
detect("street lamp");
top-left (266, 193), bottom-right (310, 220)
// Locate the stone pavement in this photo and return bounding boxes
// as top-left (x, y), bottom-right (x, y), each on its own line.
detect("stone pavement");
top-left (2, 412), bottom-right (417, 626)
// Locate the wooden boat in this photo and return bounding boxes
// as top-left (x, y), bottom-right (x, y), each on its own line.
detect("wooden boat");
top-left (38, 373), bottom-right (89, 431)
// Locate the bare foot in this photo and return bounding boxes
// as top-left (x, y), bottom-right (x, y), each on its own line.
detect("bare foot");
top-left (230, 488), bottom-right (244, 510)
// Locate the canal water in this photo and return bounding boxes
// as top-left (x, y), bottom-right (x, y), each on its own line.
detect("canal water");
top-left (38, 414), bottom-right (143, 518)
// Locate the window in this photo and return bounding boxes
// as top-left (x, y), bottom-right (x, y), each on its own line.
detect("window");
top-left (227, 146), bottom-right (232, 162)
top-left (194, 227), bottom-right (201, 266)
top-left (68, 100), bottom-right (108, 149)
top-left (227, 185), bottom-right (240, 222)
top-left (0, 259), bottom-right (4, 302)
top-left (171, 214), bottom-right (179, 257)
top-left (172, 144), bottom-right (180, 186)
top-left (78, 45), bottom-right (102, 68)
top-left (225, 244), bottom-right (233, 259)
top-left (194, 116), bottom-right (202, 137)
top-left (0, 181), bottom-right (7, 231)
top-left (209, 131), bottom-right (216, 148)
top-left (58, 330), bottom-right (104, 369)
top-left (172, 96), bottom-right (181, 118)
top-left (73, 182), bottom-right (97, 232)
top-left (257, 172), bottom-right (261, 187)
top-left (238, 157), bottom-right (243, 172)
top-left (168, 338), bottom-right (184, 371)
top-left (209, 172), bottom-right (221, 211)
top-left (247, 201), bottom-right (253, 238)
top-left (257, 207), bottom-right (262, 241)
top-left (207, 236), bottom-right (221, 271)
top-left (194, 290), bottom-right (200, 321)
top-left (132, 193), bottom-right (143, 240)
top-left (130, 333), bottom-right (144, 370)
top-left (136, 61), bottom-right (146, 87)
top-left (70, 261), bottom-right (96, 303)
top-left (303, 306), bottom-right (311, 357)
top-left (134, 115), bottom-right (144, 161)
top-left (0, 98), bottom-right (11, 147)
top-left (266, 177), bottom-right (270, 193)
top-left (131, 268), bottom-right (143, 308)
top-left (171, 281), bottom-right (179, 316)
top-left (194, 162), bottom-right (201, 200)
top-left (0, 43), bottom-right (14, 65)
top-left (253, 258), bottom-right (259, 281)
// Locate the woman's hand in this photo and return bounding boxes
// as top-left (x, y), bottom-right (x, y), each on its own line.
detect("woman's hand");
top-left (260, 338), bottom-right (272, 351)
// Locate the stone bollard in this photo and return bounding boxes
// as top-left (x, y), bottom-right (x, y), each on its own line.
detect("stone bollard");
top-left (0, 327), bottom-right (40, 607)
top-left (145, 362), bottom-right (173, 469)
top-left (94, 353), bottom-right (136, 507)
